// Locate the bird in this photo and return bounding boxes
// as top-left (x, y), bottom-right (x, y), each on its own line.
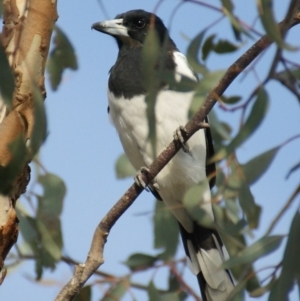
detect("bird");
top-left (92, 9), bottom-right (234, 301)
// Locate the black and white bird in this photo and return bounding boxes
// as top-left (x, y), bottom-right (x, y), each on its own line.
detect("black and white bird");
top-left (92, 9), bottom-right (234, 301)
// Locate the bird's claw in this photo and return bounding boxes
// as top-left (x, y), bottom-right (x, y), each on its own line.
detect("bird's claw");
top-left (135, 167), bottom-right (150, 191)
top-left (174, 126), bottom-right (190, 153)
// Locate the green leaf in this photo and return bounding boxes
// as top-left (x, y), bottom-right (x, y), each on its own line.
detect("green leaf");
top-left (47, 26), bottom-right (78, 91)
top-left (18, 210), bottom-right (45, 278)
top-left (238, 181), bottom-right (261, 229)
top-left (214, 39), bottom-right (238, 54)
top-left (154, 201), bottom-right (179, 260)
top-left (148, 281), bottom-right (161, 301)
top-left (257, 0), bottom-right (289, 49)
top-left (223, 235), bottom-right (283, 269)
top-left (187, 30), bottom-right (207, 74)
top-left (38, 173), bottom-right (65, 216)
top-left (189, 70), bottom-right (226, 118)
top-left (250, 277), bottom-right (275, 297)
top-left (217, 88), bottom-right (269, 160)
top-left (231, 88), bottom-right (268, 149)
top-left (202, 34), bottom-right (238, 60)
top-left (0, 44), bottom-right (14, 108)
top-left (221, 95), bottom-right (241, 104)
top-left (183, 184), bottom-right (214, 228)
top-left (269, 210), bottom-right (300, 301)
top-left (242, 146), bottom-right (279, 185)
top-left (18, 211), bottom-right (40, 249)
top-left (158, 70), bottom-right (196, 92)
top-left (221, 0), bottom-right (234, 12)
top-left (221, 0), bottom-right (252, 40)
top-left (101, 278), bottom-right (128, 301)
top-left (115, 153), bottom-right (135, 179)
top-left (123, 253), bottom-right (158, 271)
top-left (225, 160), bottom-right (261, 228)
top-left (36, 173), bottom-right (66, 260)
top-left (143, 29), bottom-right (161, 159)
top-left (202, 34), bottom-right (215, 61)
top-left (74, 286), bottom-right (92, 301)
top-left (209, 110), bottom-right (232, 145)
top-left (30, 87), bottom-right (47, 157)
top-left (161, 293), bottom-right (181, 301)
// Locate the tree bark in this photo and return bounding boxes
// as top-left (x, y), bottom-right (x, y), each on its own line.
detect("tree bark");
top-left (0, 0), bottom-right (58, 277)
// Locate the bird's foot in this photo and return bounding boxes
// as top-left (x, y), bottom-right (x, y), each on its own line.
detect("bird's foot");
top-left (174, 126), bottom-right (190, 153)
top-left (135, 167), bottom-right (151, 191)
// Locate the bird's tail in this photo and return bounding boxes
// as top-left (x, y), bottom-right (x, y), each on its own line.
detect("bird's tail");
top-left (179, 222), bottom-right (234, 301)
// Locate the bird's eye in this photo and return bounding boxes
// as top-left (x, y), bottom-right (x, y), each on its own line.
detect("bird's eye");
top-left (134, 19), bottom-right (146, 29)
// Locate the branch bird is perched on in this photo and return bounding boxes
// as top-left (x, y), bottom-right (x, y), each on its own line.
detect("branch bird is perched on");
top-left (92, 9), bottom-right (234, 301)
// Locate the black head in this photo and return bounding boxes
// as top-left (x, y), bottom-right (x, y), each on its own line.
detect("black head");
top-left (92, 9), bottom-right (176, 49)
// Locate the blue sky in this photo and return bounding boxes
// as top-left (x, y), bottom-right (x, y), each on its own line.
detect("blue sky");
top-left (1, 1), bottom-right (300, 300)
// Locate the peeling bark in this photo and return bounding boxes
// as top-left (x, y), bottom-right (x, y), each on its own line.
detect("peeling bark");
top-left (0, 0), bottom-right (58, 277)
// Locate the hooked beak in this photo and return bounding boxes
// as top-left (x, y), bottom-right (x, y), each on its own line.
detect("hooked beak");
top-left (92, 18), bottom-right (129, 37)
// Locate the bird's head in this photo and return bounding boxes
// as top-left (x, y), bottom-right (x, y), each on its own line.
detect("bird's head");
top-left (92, 9), bottom-right (176, 49)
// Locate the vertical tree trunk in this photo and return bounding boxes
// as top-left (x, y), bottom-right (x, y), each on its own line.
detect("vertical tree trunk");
top-left (0, 0), bottom-right (58, 277)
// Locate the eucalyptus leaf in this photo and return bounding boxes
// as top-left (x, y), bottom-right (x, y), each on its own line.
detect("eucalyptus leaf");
top-left (183, 184), bottom-right (214, 228)
top-left (225, 160), bottom-right (261, 228)
top-left (238, 181), bottom-right (261, 229)
top-left (216, 88), bottom-right (269, 160)
top-left (221, 95), bottom-right (241, 105)
top-left (154, 201), bottom-right (179, 260)
top-left (115, 153), bottom-right (135, 179)
top-left (250, 278), bottom-right (275, 297)
top-left (143, 29), bottom-right (160, 159)
top-left (30, 87), bottom-right (47, 157)
top-left (148, 281), bottom-right (161, 301)
top-left (36, 173), bottom-right (66, 261)
top-left (242, 146), bottom-right (279, 185)
top-left (74, 286), bottom-right (92, 301)
top-left (230, 88), bottom-right (268, 151)
top-left (223, 235), bottom-right (283, 269)
top-left (257, 0), bottom-right (290, 49)
top-left (187, 30), bottom-right (207, 74)
top-left (214, 39), bottom-right (238, 54)
top-left (47, 26), bottom-right (78, 90)
top-left (189, 70), bottom-right (226, 118)
top-left (221, 0), bottom-right (252, 40)
top-left (268, 210), bottom-right (300, 301)
top-left (18, 210), bottom-right (49, 279)
top-left (123, 253), bottom-right (158, 271)
top-left (101, 278), bottom-right (128, 301)
top-left (202, 34), bottom-right (215, 61)
top-left (161, 293), bottom-right (181, 301)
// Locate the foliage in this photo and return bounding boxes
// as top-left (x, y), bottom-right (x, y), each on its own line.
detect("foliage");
top-left (47, 26), bottom-right (78, 91)
top-left (3, 1), bottom-right (300, 301)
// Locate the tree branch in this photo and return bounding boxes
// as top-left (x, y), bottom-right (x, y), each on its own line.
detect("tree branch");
top-left (0, 0), bottom-right (57, 276)
top-left (55, 12), bottom-right (300, 301)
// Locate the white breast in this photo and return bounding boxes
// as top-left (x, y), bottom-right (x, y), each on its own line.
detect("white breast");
top-left (108, 51), bottom-right (210, 231)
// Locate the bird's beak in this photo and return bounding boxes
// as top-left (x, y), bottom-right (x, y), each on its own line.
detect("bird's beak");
top-left (92, 18), bottom-right (129, 37)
